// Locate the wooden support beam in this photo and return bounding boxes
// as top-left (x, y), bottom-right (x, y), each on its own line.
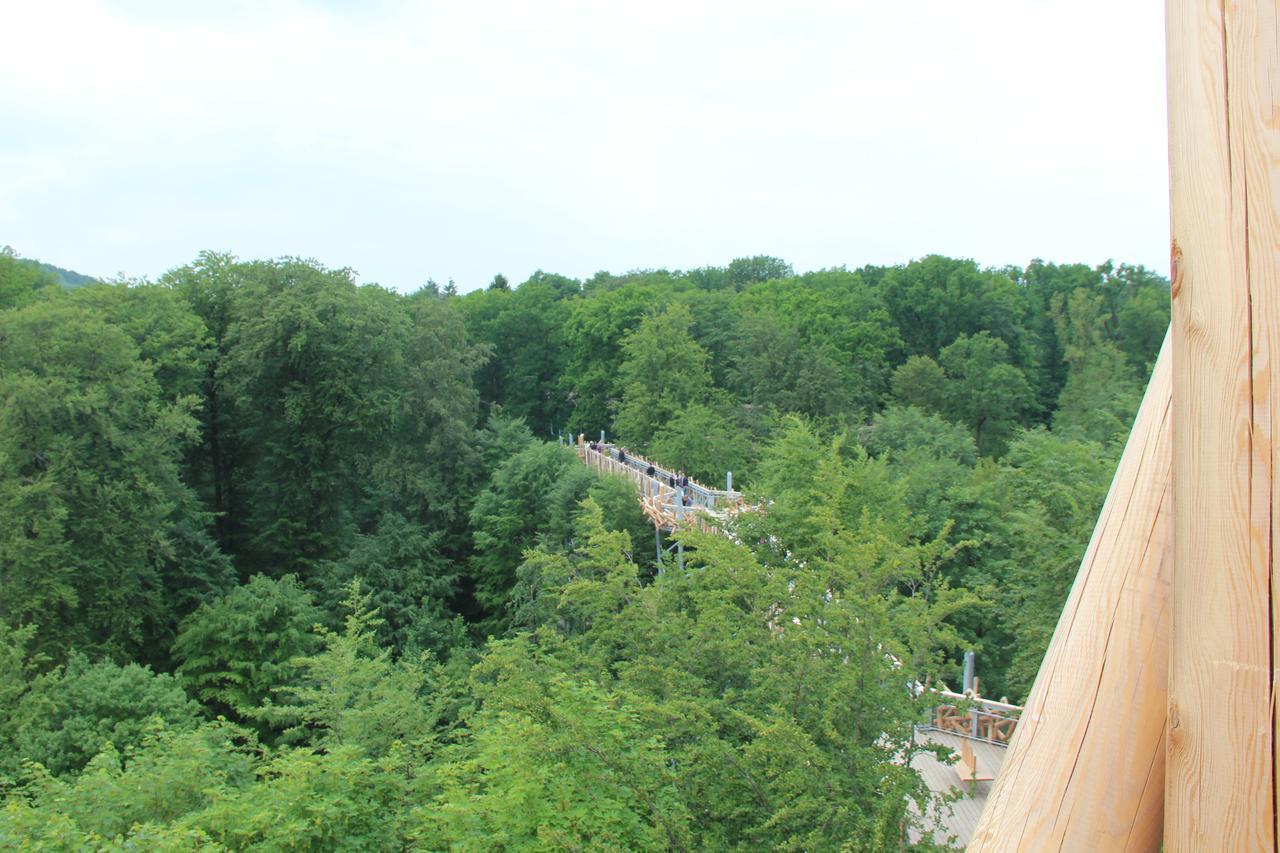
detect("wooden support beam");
top-left (1165, 0), bottom-right (1280, 846)
top-left (969, 333), bottom-right (1172, 852)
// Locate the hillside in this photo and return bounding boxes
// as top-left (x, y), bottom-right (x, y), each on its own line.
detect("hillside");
top-left (35, 259), bottom-right (96, 289)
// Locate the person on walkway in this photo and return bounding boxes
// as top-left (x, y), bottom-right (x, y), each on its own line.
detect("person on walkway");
top-left (617, 448), bottom-right (627, 464)
top-left (678, 470), bottom-right (689, 489)
top-left (646, 464), bottom-right (656, 477)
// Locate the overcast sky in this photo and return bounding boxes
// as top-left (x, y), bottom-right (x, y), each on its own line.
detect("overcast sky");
top-left (1, 0), bottom-right (1169, 292)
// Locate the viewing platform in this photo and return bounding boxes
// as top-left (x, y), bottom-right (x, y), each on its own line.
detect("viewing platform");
top-left (910, 729), bottom-right (1010, 847)
top-left (911, 686), bottom-right (1023, 845)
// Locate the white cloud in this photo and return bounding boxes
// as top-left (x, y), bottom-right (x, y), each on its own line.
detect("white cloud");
top-left (0, 0), bottom-right (1168, 289)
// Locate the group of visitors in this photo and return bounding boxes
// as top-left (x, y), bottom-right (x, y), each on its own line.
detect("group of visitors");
top-left (583, 438), bottom-right (691, 506)
top-left (665, 469), bottom-right (691, 507)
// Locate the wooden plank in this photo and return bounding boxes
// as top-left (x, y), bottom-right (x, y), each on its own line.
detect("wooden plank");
top-left (957, 740), bottom-right (995, 783)
top-left (1165, 0), bottom-right (1279, 847)
top-left (969, 334), bottom-right (1172, 851)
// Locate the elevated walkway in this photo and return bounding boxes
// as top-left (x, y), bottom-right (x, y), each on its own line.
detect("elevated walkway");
top-left (575, 437), bottom-right (743, 532)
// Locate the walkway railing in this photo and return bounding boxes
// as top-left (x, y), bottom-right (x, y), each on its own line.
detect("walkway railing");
top-left (920, 689), bottom-right (1022, 746)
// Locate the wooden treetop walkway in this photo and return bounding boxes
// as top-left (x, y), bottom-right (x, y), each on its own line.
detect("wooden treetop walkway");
top-left (575, 437), bottom-right (744, 532)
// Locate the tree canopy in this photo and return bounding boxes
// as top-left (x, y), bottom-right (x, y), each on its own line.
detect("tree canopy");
top-left (0, 249), bottom-right (1169, 849)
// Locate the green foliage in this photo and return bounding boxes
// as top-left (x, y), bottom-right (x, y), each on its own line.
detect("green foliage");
top-left (1117, 285), bottom-right (1170, 372)
top-left (560, 283), bottom-right (672, 432)
top-left (0, 247), bottom-right (60, 311)
top-left (157, 521), bottom-right (238, 641)
top-left (863, 405), bottom-right (978, 466)
top-left (172, 574), bottom-right (321, 725)
top-left (728, 312), bottom-right (859, 420)
top-left (215, 261), bottom-right (400, 571)
top-left (727, 254), bottom-right (793, 286)
top-left (472, 411), bottom-right (537, 478)
top-left (1053, 345), bottom-right (1143, 446)
top-left (458, 281), bottom-right (570, 432)
top-left (470, 443), bottom-right (584, 617)
top-left (316, 513), bottom-right (461, 656)
top-left (752, 417), bottom-right (910, 552)
top-left (423, 639), bottom-right (684, 851)
top-left (879, 255), bottom-right (1029, 364)
top-left (567, 473), bottom-right (656, 573)
top-left (14, 656), bottom-right (202, 777)
top-left (728, 271), bottom-right (899, 420)
top-left (173, 256), bottom-right (485, 576)
top-left (192, 743), bottom-right (413, 850)
top-left (648, 402), bottom-right (753, 487)
top-left (0, 297), bottom-right (204, 661)
top-left (994, 430), bottom-right (1117, 697)
top-left (0, 722), bottom-right (413, 851)
top-left (0, 623), bottom-right (56, 782)
top-left (612, 303), bottom-right (715, 449)
top-left (1051, 289), bottom-right (1144, 445)
top-left (0, 723), bottom-right (255, 847)
top-left (936, 332), bottom-right (1035, 456)
top-left (68, 282), bottom-right (214, 405)
top-left (484, 485), bottom-right (963, 849)
top-left (470, 443), bottom-right (653, 626)
top-left (509, 499), bottom-right (643, 639)
top-left (1019, 259), bottom-right (1168, 416)
top-left (891, 332), bottom-right (1040, 458)
top-left (264, 581), bottom-right (440, 758)
top-left (891, 355), bottom-right (948, 413)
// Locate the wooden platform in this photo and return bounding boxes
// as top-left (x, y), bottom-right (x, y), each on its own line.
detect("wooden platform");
top-left (909, 729), bottom-right (1008, 848)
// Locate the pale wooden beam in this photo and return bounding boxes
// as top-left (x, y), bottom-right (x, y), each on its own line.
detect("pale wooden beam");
top-left (969, 333), bottom-right (1172, 852)
top-left (1165, 0), bottom-right (1279, 847)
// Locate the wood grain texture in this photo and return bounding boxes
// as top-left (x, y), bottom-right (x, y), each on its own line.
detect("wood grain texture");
top-left (1166, 0), bottom-right (1279, 847)
top-left (968, 333), bottom-right (1172, 852)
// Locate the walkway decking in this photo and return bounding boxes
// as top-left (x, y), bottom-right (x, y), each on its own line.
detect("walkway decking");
top-left (910, 730), bottom-right (1008, 848)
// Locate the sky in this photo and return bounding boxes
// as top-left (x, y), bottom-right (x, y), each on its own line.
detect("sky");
top-left (0, 0), bottom-right (1170, 293)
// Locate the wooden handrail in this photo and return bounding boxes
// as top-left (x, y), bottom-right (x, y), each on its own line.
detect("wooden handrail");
top-left (934, 690), bottom-right (1023, 714)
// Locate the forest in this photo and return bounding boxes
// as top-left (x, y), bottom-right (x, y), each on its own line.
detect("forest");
top-left (0, 245), bottom-right (1169, 850)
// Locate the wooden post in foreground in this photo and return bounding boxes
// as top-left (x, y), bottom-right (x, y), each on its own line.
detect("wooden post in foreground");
top-left (1165, 0), bottom-right (1279, 846)
top-left (969, 333), bottom-right (1172, 852)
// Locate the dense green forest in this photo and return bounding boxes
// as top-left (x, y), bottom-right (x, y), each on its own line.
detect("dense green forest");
top-left (0, 244), bottom-right (1168, 849)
